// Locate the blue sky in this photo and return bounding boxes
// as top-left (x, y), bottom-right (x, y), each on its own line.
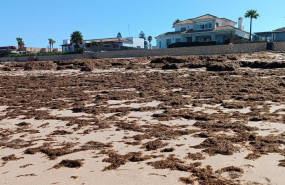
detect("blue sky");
top-left (0, 0), bottom-right (284, 48)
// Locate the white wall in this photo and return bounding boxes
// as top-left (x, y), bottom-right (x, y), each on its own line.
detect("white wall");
top-left (124, 37), bottom-right (144, 48)
top-left (216, 19), bottom-right (236, 27)
top-left (156, 35), bottom-right (183, 49)
top-left (174, 24), bottom-right (193, 32)
top-left (235, 30), bottom-right (250, 39)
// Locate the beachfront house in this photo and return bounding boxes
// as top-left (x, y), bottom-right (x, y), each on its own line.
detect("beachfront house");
top-left (255, 27), bottom-right (285, 42)
top-left (62, 37), bottom-right (144, 52)
top-left (156, 14), bottom-right (250, 49)
top-left (61, 40), bottom-right (84, 52)
top-left (84, 37), bottom-right (144, 49)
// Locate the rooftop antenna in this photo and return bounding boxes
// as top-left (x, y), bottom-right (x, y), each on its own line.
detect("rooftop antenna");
top-left (128, 24), bottom-right (130, 37)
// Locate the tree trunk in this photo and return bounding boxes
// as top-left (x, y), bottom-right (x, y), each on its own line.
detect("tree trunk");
top-left (249, 17), bottom-right (252, 42)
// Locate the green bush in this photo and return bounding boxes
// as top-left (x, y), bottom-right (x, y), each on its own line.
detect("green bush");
top-left (75, 48), bottom-right (83, 53)
top-left (167, 41), bottom-right (217, 48)
top-left (232, 39), bottom-right (251, 44)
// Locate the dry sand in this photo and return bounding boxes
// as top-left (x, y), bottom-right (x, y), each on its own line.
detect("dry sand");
top-left (0, 51), bottom-right (285, 185)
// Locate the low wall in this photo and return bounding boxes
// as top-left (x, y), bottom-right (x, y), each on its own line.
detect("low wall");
top-left (0, 42), bottom-right (282, 62)
top-left (0, 54), bottom-right (82, 63)
top-left (273, 42), bottom-right (285, 51)
top-left (88, 42), bottom-right (267, 59)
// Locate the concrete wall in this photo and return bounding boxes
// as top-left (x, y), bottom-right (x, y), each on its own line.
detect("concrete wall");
top-left (0, 54), bottom-right (82, 62)
top-left (2, 42), bottom-right (285, 62)
top-left (123, 37), bottom-right (144, 49)
top-left (273, 42), bottom-right (285, 51)
top-left (90, 42), bottom-right (267, 59)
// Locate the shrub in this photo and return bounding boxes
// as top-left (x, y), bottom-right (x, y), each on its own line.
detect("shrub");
top-left (167, 41), bottom-right (217, 48)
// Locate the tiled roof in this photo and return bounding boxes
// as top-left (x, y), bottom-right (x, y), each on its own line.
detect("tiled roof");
top-left (156, 31), bottom-right (186, 37)
top-left (215, 25), bottom-right (236, 31)
top-left (219, 18), bottom-right (237, 24)
top-left (273, 27), bottom-right (285, 32)
top-left (195, 14), bottom-right (217, 20)
top-left (156, 26), bottom-right (249, 38)
top-left (174, 14), bottom-right (236, 26)
top-left (175, 19), bottom-right (193, 25)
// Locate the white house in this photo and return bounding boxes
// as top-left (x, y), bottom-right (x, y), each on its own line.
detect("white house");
top-left (156, 14), bottom-right (250, 49)
top-left (61, 40), bottom-right (84, 52)
top-left (84, 37), bottom-right (144, 49)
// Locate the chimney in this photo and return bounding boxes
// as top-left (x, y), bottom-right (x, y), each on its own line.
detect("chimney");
top-left (238, 17), bottom-right (243, 30)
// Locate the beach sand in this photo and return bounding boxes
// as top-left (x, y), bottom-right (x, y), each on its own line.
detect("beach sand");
top-left (0, 52), bottom-right (285, 184)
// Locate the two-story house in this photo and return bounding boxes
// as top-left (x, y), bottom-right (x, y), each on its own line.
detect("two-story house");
top-left (156, 14), bottom-right (250, 49)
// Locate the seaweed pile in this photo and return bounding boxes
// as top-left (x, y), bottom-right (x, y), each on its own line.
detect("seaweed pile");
top-left (0, 51), bottom-right (285, 184)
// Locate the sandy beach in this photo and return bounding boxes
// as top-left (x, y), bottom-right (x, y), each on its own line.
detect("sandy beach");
top-left (0, 51), bottom-right (285, 185)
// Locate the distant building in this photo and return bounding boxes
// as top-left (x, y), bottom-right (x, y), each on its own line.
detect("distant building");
top-left (0, 46), bottom-right (17, 51)
top-left (61, 37), bottom-right (144, 52)
top-left (61, 40), bottom-right (83, 52)
top-left (0, 46), bottom-right (62, 54)
top-left (255, 27), bottom-right (285, 42)
top-left (156, 14), bottom-right (250, 49)
top-left (84, 37), bottom-right (144, 49)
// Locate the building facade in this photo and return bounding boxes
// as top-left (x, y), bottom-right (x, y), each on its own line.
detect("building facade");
top-left (84, 37), bottom-right (144, 49)
top-left (255, 27), bottom-right (285, 42)
top-left (0, 46), bottom-right (62, 54)
top-left (61, 40), bottom-right (83, 52)
top-left (62, 37), bottom-right (144, 52)
top-left (156, 14), bottom-right (250, 49)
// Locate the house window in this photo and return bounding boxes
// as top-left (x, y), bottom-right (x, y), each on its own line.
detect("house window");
top-left (175, 38), bottom-right (181, 43)
top-left (196, 24), bottom-right (204, 30)
top-left (159, 41), bottom-right (162, 48)
top-left (196, 23), bottom-right (212, 30)
top-left (205, 23), bottom-right (212, 29)
top-left (166, 39), bottom-right (171, 46)
top-left (181, 27), bottom-right (186, 32)
top-left (216, 22), bottom-right (219, 27)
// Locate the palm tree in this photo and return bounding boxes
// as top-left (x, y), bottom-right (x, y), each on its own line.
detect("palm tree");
top-left (16, 37), bottom-right (24, 49)
top-left (148, 36), bottom-right (152, 49)
top-left (139, 31), bottom-right (146, 40)
top-left (51, 40), bottom-right (56, 51)
top-left (245, 10), bottom-right (259, 41)
top-left (117, 32), bottom-right (122, 40)
top-left (70, 31), bottom-right (83, 48)
top-left (48, 38), bottom-right (56, 52)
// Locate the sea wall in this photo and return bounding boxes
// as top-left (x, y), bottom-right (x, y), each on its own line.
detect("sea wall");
top-left (1, 42), bottom-right (285, 62)
top-left (273, 42), bottom-right (285, 51)
top-left (87, 42), bottom-right (267, 59)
